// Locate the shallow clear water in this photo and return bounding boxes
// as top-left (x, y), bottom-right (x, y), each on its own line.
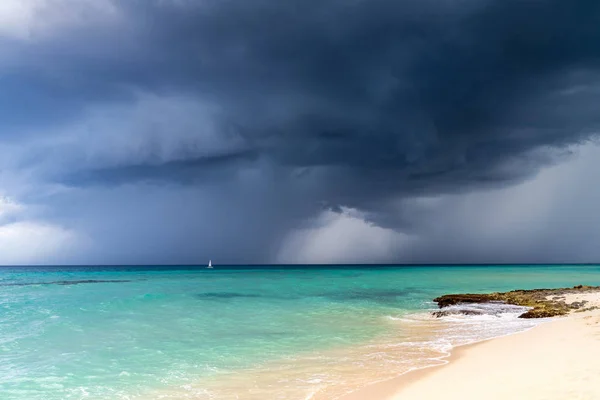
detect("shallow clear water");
top-left (1, 265), bottom-right (599, 399)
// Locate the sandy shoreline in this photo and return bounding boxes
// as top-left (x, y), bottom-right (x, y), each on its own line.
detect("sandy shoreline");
top-left (340, 291), bottom-right (600, 400)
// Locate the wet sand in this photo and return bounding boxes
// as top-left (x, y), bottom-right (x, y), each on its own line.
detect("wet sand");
top-left (340, 292), bottom-right (600, 400)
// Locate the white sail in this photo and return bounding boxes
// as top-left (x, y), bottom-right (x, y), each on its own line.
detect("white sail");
top-left (207, 260), bottom-right (213, 268)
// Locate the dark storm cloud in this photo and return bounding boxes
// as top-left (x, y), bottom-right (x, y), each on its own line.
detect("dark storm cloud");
top-left (63, 149), bottom-right (260, 186)
top-left (2, 0), bottom-right (600, 263)
top-left (11, 0), bottom-right (595, 191)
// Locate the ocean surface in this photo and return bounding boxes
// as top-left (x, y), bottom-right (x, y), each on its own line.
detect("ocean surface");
top-left (2, 265), bottom-right (600, 400)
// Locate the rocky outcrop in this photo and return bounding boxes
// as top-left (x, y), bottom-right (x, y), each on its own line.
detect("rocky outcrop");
top-left (431, 309), bottom-right (485, 318)
top-left (433, 285), bottom-right (600, 319)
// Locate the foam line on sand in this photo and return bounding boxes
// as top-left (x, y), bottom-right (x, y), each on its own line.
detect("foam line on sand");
top-left (340, 291), bottom-right (600, 400)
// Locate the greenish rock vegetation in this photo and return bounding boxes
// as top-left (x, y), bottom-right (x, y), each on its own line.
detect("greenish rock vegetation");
top-left (433, 285), bottom-right (600, 319)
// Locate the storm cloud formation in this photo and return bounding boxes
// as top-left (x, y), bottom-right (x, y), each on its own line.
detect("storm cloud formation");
top-left (1, 0), bottom-right (600, 264)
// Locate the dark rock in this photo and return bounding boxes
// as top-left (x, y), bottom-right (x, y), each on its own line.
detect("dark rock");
top-left (519, 308), bottom-right (566, 318)
top-left (433, 285), bottom-right (600, 319)
top-left (568, 301), bottom-right (588, 309)
top-left (575, 306), bottom-right (600, 313)
top-left (432, 309), bottom-right (485, 318)
top-left (433, 294), bottom-right (498, 308)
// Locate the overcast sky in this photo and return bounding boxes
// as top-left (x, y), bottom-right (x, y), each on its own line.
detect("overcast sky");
top-left (0, 0), bottom-right (599, 265)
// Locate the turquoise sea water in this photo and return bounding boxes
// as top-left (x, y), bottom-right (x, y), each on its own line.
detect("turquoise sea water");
top-left (1, 265), bottom-right (600, 399)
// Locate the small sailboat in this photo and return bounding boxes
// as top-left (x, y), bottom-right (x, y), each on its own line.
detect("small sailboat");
top-left (207, 260), bottom-right (213, 269)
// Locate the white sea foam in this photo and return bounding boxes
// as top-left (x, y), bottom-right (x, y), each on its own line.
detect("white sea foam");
top-left (144, 305), bottom-right (546, 400)
top-left (413, 302), bottom-right (543, 351)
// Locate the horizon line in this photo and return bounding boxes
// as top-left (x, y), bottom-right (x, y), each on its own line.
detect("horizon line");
top-left (1, 263), bottom-right (599, 268)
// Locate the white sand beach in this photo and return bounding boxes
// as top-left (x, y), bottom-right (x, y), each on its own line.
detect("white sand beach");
top-left (341, 291), bottom-right (600, 400)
